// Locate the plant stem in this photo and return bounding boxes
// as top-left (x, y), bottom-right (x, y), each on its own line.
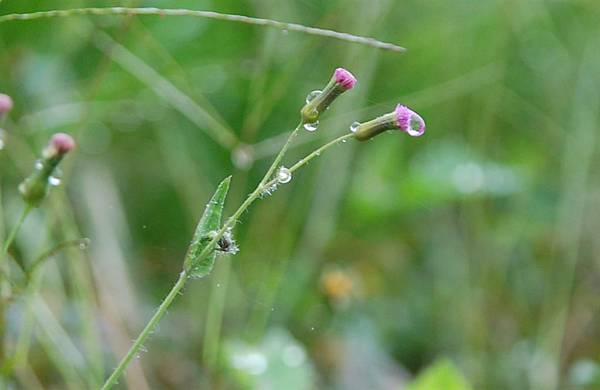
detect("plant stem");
top-left (260, 132), bottom-right (356, 190)
top-left (102, 124), bottom-right (302, 389)
top-left (101, 270), bottom-right (188, 390)
top-left (289, 132), bottom-right (354, 173)
top-left (0, 8), bottom-right (406, 53)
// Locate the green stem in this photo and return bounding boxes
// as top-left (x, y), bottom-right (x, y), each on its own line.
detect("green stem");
top-left (102, 124), bottom-right (302, 389)
top-left (101, 270), bottom-right (188, 390)
top-left (289, 132), bottom-right (354, 173)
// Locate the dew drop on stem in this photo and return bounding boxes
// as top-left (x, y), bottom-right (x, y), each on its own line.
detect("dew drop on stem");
top-left (305, 90), bottom-right (322, 104)
top-left (349, 121), bottom-right (360, 133)
top-left (48, 176), bottom-right (61, 186)
top-left (277, 167), bottom-right (292, 184)
top-left (303, 121), bottom-right (319, 132)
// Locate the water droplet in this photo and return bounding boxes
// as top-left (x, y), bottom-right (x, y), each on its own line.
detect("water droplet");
top-left (78, 239), bottom-right (90, 250)
top-left (216, 283), bottom-right (221, 288)
top-left (277, 167), bottom-right (292, 184)
top-left (303, 121), bottom-right (319, 132)
top-left (35, 160), bottom-right (43, 170)
top-left (349, 121), bottom-right (360, 133)
top-left (305, 90), bottom-right (322, 104)
top-left (342, 139), bottom-right (347, 143)
top-left (406, 115), bottom-right (425, 137)
top-left (142, 225), bottom-right (148, 229)
top-left (48, 176), bottom-right (61, 186)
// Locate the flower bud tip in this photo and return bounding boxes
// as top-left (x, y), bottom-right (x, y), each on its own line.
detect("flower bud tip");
top-left (334, 68), bottom-right (357, 90)
top-left (395, 105), bottom-right (425, 136)
top-left (0, 93), bottom-right (14, 114)
top-left (50, 133), bottom-right (76, 154)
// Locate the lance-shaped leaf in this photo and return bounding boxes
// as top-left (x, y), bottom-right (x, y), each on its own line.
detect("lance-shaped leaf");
top-left (183, 176), bottom-right (231, 278)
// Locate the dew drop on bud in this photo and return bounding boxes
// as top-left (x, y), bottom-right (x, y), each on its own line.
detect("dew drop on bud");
top-left (48, 176), bottom-right (61, 186)
top-left (349, 121), bottom-right (360, 133)
top-left (406, 115), bottom-right (425, 137)
top-left (277, 166), bottom-right (292, 184)
top-left (303, 121), bottom-right (319, 132)
top-left (305, 90), bottom-right (322, 104)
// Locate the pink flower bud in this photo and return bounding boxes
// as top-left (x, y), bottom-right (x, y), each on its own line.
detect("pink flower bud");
top-left (334, 68), bottom-right (357, 90)
top-left (352, 104), bottom-right (426, 141)
top-left (0, 93), bottom-right (13, 115)
top-left (395, 105), bottom-right (425, 136)
top-left (50, 133), bottom-right (76, 155)
top-left (301, 68), bottom-right (357, 125)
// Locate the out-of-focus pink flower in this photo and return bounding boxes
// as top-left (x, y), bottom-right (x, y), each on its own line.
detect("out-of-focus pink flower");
top-left (0, 93), bottom-right (13, 115)
top-left (50, 133), bottom-right (76, 155)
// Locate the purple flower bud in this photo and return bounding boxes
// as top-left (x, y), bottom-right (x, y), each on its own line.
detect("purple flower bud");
top-left (334, 68), bottom-right (357, 90)
top-left (352, 104), bottom-right (426, 141)
top-left (301, 67), bottom-right (357, 125)
top-left (395, 105), bottom-right (425, 136)
top-left (0, 93), bottom-right (13, 115)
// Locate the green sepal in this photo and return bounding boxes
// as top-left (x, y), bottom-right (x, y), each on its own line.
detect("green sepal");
top-left (183, 176), bottom-right (231, 278)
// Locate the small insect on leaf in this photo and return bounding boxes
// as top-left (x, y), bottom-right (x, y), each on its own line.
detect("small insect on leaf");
top-left (183, 176), bottom-right (231, 278)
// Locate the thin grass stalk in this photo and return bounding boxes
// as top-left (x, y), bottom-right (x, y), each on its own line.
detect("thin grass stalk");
top-left (0, 7), bottom-right (406, 53)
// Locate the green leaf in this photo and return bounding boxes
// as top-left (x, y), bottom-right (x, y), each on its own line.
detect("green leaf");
top-left (407, 359), bottom-right (472, 390)
top-left (183, 176), bottom-right (231, 278)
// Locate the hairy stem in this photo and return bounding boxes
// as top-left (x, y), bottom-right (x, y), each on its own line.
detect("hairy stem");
top-left (0, 7), bottom-right (405, 53)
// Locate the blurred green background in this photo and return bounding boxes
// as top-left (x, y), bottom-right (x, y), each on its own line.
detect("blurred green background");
top-left (1, 0), bottom-right (600, 389)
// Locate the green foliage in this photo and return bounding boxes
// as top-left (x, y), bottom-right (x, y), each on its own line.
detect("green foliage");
top-left (408, 359), bottom-right (472, 390)
top-left (184, 176), bottom-right (231, 278)
top-left (1, 0), bottom-right (600, 388)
